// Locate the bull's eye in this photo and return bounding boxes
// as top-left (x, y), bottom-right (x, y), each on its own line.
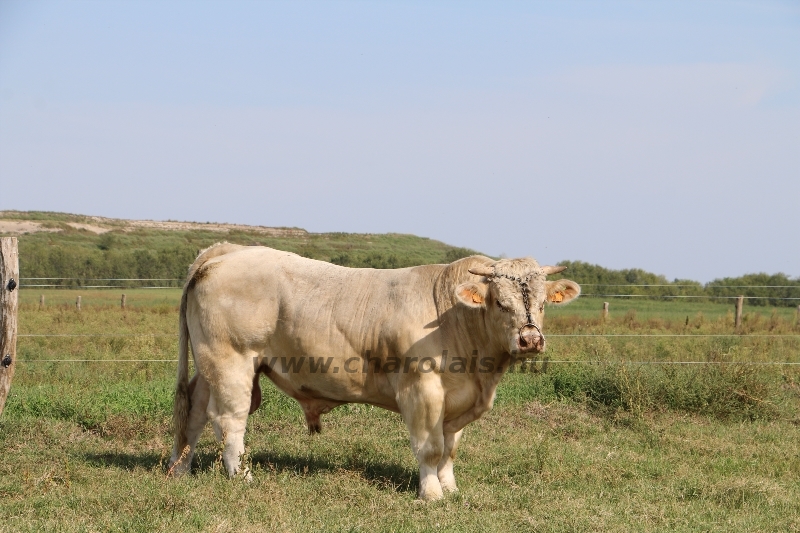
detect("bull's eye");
top-left (539, 303), bottom-right (545, 312)
top-left (496, 300), bottom-right (507, 311)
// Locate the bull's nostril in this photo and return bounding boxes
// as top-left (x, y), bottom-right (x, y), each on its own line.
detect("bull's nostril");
top-left (519, 334), bottom-right (542, 349)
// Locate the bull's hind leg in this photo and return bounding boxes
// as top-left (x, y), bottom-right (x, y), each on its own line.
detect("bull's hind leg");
top-left (169, 374), bottom-right (211, 475)
top-left (397, 378), bottom-right (446, 501)
top-left (438, 429), bottom-right (463, 493)
top-left (205, 352), bottom-right (256, 479)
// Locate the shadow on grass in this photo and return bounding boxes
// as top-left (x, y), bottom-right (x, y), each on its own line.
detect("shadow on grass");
top-left (247, 450), bottom-right (419, 494)
top-left (83, 451), bottom-right (164, 471)
top-left (82, 448), bottom-right (418, 494)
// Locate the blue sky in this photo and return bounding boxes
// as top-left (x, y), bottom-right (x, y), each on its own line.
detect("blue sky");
top-left (1, 1), bottom-right (798, 281)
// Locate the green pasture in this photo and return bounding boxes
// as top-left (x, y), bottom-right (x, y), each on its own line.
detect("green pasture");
top-left (18, 288), bottom-right (182, 309)
top-left (1, 296), bottom-right (799, 531)
top-left (547, 295), bottom-right (799, 322)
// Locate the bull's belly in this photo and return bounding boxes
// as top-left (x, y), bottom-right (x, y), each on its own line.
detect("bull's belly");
top-left (260, 362), bottom-right (401, 413)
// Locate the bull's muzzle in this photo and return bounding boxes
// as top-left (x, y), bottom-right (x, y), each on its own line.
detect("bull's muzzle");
top-left (518, 323), bottom-right (545, 353)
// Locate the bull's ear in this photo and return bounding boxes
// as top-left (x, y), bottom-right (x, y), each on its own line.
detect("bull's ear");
top-left (454, 282), bottom-right (489, 308)
top-left (546, 279), bottom-right (581, 305)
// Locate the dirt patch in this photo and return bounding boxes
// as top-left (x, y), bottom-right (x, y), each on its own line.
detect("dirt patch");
top-left (120, 218), bottom-right (308, 237)
top-left (0, 220), bottom-right (60, 235)
top-left (0, 214), bottom-right (308, 238)
top-left (66, 223), bottom-right (111, 234)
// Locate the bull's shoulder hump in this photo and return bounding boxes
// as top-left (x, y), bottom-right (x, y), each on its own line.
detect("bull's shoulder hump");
top-left (199, 246), bottom-right (449, 286)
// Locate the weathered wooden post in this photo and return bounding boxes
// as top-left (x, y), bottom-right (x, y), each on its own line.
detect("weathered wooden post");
top-left (0, 237), bottom-right (19, 416)
top-left (39, 294), bottom-right (45, 309)
top-left (76, 295), bottom-right (81, 311)
top-left (602, 301), bottom-right (609, 320)
top-left (735, 295), bottom-right (744, 330)
top-left (121, 293), bottom-right (126, 309)
top-left (796, 305), bottom-right (800, 326)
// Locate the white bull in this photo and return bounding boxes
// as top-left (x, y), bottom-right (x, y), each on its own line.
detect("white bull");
top-left (169, 243), bottom-right (580, 500)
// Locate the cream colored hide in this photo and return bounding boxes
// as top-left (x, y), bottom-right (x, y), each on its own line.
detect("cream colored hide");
top-left (169, 244), bottom-right (580, 500)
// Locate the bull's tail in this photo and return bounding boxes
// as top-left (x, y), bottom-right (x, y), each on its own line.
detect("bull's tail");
top-left (171, 278), bottom-right (192, 460)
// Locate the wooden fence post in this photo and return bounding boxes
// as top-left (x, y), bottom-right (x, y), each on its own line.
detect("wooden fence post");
top-left (121, 293), bottom-right (126, 309)
top-left (735, 295), bottom-right (744, 330)
top-left (0, 237), bottom-right (19, 416)
top-left (796, 305), bottom-right (800, 326)
top-left (76, 295), bottom-right (81, 311)
top-left (602, 301), bottom-right (609, 320)
top-left (39, 294), bottom-right (45, 309)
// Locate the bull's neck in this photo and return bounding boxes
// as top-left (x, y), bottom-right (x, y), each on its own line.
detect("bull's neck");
top-left (432, 259), bottom-right (506, 363)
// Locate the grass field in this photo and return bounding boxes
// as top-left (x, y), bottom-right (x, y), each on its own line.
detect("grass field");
top-left (1, 292), bottom-right (799, 532)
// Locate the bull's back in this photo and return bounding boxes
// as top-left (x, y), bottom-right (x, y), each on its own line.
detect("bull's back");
top-left (189, 246), bottom-right (442, 359)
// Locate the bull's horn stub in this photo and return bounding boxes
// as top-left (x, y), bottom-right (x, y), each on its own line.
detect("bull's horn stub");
top-left (542, 265), bottom-right (567, 275)
top-left (468, 265), bottom-right (494, 277)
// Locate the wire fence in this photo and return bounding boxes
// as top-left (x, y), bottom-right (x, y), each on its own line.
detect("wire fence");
top-left (582, 294), bottom-right (800, 300)
top-left (578, 284), bottom-right (800, 288)
top-left (15, 332), bottom-right (800, 364)
top-left (12, 280), bottom-right (800, 365)
top-left (18, 279), bottom-right (800, 304)
top-left (19, 334), bottom-right (177, 337)
top-left (16, 333), bottom-right (800, 338)
top-left (19, 277), bottom-right (184, 289)
top-left (22, 285), bottom-right (179, 289)
top-left (16, 359), bottom-right (800, 365)
top-left (21, 279), bottom-right (800, 288)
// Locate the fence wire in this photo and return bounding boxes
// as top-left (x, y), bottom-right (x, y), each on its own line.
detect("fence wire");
top-left (19, 334), bottom-right (177, 337)
top-left (581, 294), bottom-right (800, 300)
top-left (20, 279), bottom-right (800, 289)
top-left (21, 278), bottom-right (183, 281)
top-left (16, 333), bottom-right (800, 338)
top-left (21, 285), bottom-right (179, 289)
top-left (12, 280), bottom-right (800, 365)
top-left (16, 358), bottom-right (800, 365)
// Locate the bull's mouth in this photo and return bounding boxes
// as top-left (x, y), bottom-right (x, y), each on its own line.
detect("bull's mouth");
top-left (517, 323), bottom-right (546, 353)
top-left (511, 334), bottom-right (546, 354)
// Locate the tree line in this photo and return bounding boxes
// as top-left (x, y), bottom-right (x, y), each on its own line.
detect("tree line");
top-left (555, 261), bottom-right (799, 307)
top-left (15, 238), bottom-right (798, 307)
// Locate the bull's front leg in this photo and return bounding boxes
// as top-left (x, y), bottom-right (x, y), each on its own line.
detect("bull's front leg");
top-left (397, 377), bottom-right (446, 501)
top-left (438, 428), bottom-right (463, 493)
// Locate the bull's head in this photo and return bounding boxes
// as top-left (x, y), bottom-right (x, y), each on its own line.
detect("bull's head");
top-left (454, 258), bottom-right (580, 354)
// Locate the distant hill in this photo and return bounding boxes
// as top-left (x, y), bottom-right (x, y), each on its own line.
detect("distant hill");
top-left (2, 211), bottom-right (797, 305)
top-left (0, 210), bottom-right (478, 286)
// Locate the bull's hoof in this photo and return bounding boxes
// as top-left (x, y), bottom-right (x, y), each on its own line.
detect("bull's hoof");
top-left (166, 460), bottom-right (191, 478)
top-left (417, 489), bottom-right (445, 502)
top-left (441, 484), bottom-right (459, 494)
top-left (238, 468), bottom-right (253, 482)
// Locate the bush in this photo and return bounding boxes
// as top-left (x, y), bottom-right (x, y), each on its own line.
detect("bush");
top-left (540, 362), bottom-right (781, 421)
